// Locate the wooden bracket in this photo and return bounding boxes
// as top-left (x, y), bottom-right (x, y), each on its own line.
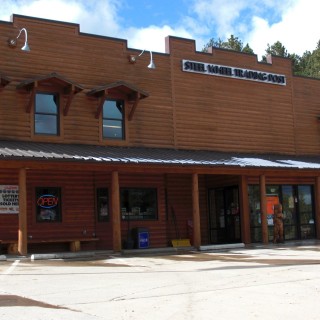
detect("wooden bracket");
top-left (128, 92), bottom-right (140, 121)
top-left (95, 90), bottom-right (108, 119)
top-left (25, 82), bottom-right (37, 113)
top-left (63, 85), bottom-right (75, 116)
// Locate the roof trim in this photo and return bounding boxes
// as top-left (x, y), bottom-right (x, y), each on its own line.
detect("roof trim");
top-left (0, 140), bottom-right (320, 171)
top-left (87, 81), bottom-right (149, 120)
top-left (0, 73), bottom-right (10, 88)
top-left (16, 72), bottom-right (84, 115)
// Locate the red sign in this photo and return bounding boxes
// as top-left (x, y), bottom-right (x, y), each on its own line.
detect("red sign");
top-left (267, 196), bottom-right (279, 215)
top-left (37, 194), bottom-right (59, 208)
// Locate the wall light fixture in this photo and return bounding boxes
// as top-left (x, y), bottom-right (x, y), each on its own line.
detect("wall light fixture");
top-left (128, 50), bottom-right (155, 69)
top-left (8, 28), bottom-right (30, 51)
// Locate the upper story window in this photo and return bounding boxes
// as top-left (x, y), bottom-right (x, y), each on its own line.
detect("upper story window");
top-left (102, 99), bottom-right (124, 140)
top-left (87, 81), bottom-right (149, 144)
top-left (35, 93), bottom-right (59, 135)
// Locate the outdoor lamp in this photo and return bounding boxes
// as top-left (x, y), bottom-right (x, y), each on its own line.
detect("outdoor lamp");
top-left (128, 50), bottom-right (156, 69)
top-left (8, 28), bottom-right (30, 51)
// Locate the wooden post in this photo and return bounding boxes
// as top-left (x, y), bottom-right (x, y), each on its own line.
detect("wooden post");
top-left (315, 176), bottom-right (320, 239)
top-left (192, 173), bottom-right (201, 248)
top-left (239, 175), bottom-right (251, 244)
top-left (18, 168), bottom-right (27, 255)
top-left (111, 171), bottom-right (121, 252)
top-left (260, 175), bottom-right (268, 244)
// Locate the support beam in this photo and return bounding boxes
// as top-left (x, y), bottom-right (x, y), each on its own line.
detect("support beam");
top-left (128, 92), bottom-right (140, 121)
top-left (111, 171), bottom-right (121, 252)
top-left (25, 84), bottom-right (36, 113)
top-left (239, 175), bottom-right (251, 244)
top-left (192, 173), bottom-right (201, 248)
top-left (95, 90), bottom-right (108, 119)
top-left (18, 168), bottom-right (27, 255)
top-left (260, 175), bottom-right (268, 244)
top-left (63, 85), bottom-right (75, 116)
top-left (315, 176), bottom-right (320, 239)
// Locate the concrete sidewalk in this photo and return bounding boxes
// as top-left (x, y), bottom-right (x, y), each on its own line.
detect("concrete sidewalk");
top-left (1, 239), bottom-right (319, 261)
top-left (1, 240), bottom-right (320, 319)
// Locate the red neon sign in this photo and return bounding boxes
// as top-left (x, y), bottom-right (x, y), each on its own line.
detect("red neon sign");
top-left (37, 194), bottom-right (59, 208)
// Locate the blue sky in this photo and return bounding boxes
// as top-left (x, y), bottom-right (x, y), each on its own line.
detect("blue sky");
top-left (1, 0), bottom-right (319, 58)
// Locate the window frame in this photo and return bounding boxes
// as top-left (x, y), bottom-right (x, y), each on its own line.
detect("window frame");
top-left (34, 91), bottom-right (60, 136)
top-left (98, 93), bottom-right (128, 145)
top-left (120, 187), bottom-right (158, 221)
top-left (35, 186), bottom-right (62, 223)
top-left (31, 87), bottom-right (64, 141)
top-left (102, 98), bottom-right (125, 141)
top-left (96, 187), bottom-right (109, 222)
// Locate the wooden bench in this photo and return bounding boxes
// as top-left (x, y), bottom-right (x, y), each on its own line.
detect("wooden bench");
top-left (1, 238), bottom-right (99, 254)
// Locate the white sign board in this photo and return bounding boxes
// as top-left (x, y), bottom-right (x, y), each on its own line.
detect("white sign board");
top-left (0, 185), bottom-right (19, 214)
top-left (182, 60), bottom-right (286, 85)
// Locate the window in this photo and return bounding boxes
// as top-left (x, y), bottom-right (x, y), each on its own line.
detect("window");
top-left (96, 188), bottom-right (109, 222)
top-left (102, 99), bottom-right (124, 139)
top-left (36, 187), bottom-right (62, 222)
top-left (120, 188), bottom-right (158, 220)
top-left (35, 93), bottom-right (59, 135)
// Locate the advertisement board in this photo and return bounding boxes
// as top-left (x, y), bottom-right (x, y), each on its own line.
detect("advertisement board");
top-left (0, 185), bottom-right (19, 214)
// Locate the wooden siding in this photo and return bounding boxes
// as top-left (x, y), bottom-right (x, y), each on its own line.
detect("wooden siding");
top-left (167, 37), bottom-right (296, 154)
top-left (0, 168), bottom-right (169, 250)
top-left (293, 76), bottom-right (320, 155)
top-left (0, 16), bottom-right (174, 149)
top-left (0, 16), bottom-right (319, 155)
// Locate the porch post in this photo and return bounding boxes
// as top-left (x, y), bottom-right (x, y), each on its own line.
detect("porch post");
top-left (260, 175), bottom-right (268, 244)
top-left (192, 173), bottom-right (201, 248)
top-left (18, 167), bottom-right (27, 255)
top-left (315, 176), bottom-right (320, 239)
top-left (239, 175), bottom-right (251, 244)
top-left (111, 171), bottom-right (121, 252)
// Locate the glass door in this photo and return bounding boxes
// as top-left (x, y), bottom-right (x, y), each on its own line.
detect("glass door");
top-left (298, 185), bottom-right (315, 239)
top-left (281, 185), bottom-right (298, 240)
top-left (209, 186), bottom-right (241, 244)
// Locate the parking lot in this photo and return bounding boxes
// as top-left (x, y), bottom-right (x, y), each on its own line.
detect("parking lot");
top-left (1, 242), bottom-right (320, 319)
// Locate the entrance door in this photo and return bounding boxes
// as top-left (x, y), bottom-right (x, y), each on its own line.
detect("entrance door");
top-left (209, 186), bottom-right (241, 244)
top-left (281, 185), bottom-right (298, 240)
top-left (282, 185), bottom-right (315, 240)
top-left (297, 185), bottom-right (316, 239)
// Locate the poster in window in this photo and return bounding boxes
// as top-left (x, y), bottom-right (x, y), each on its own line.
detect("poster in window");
top-left (36, 187), bottom-right (61, 222)
top-left (267, 195), bottom-right (279, 214)
top-left (97, 188), bottom-right (109, 221)
top-left (0, 185), bottom-right (19, 214)
top-left (267, 195), bottom-right (279, 226)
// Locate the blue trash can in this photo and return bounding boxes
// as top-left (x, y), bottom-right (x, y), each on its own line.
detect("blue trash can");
top-left (132, 228), bottom-right (149, 249)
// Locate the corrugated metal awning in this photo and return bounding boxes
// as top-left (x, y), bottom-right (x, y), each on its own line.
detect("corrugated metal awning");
top-left (0, 140), bottom-right (320, 170)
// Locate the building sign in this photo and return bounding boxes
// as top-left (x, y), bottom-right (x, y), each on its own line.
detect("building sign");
top-left (36, 187), bottom-right (61, 222)
top-left (0, 185), bottom-right (19, 214)
top-left (182, 60), bottom-right (286, 86)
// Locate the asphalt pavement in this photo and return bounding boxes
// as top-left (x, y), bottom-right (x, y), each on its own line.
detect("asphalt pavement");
top-left (1, 241), bottom-right (320, 319)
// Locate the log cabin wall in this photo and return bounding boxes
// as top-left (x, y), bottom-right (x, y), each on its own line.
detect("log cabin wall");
top-left (0, 168), bottom-right (169, 251)
top-left (292, 76), bottom-right (320, 155)
top-left (165, 174), bottom-right (193, 243)
top-left (166, 36), bottom-right (298, 154)
top-left (0, 16), bottom-right (175, 149)
top-left (1, 15), bottom-right (320, 251)
top-left (1, 15), bottom-right (319, 155)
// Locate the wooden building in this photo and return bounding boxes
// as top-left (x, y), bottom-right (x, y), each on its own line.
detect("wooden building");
top-left (1, 14), bottom-right (320, 255)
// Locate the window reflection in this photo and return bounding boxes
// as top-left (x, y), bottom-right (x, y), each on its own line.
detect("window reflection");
top-left (35, 93), bottom-right (59, 135)
top-left (102, 100), bottom-right (124, 139)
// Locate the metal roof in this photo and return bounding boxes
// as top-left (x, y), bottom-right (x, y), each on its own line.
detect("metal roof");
top-left (0, 140), bottom-right (320, 170)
